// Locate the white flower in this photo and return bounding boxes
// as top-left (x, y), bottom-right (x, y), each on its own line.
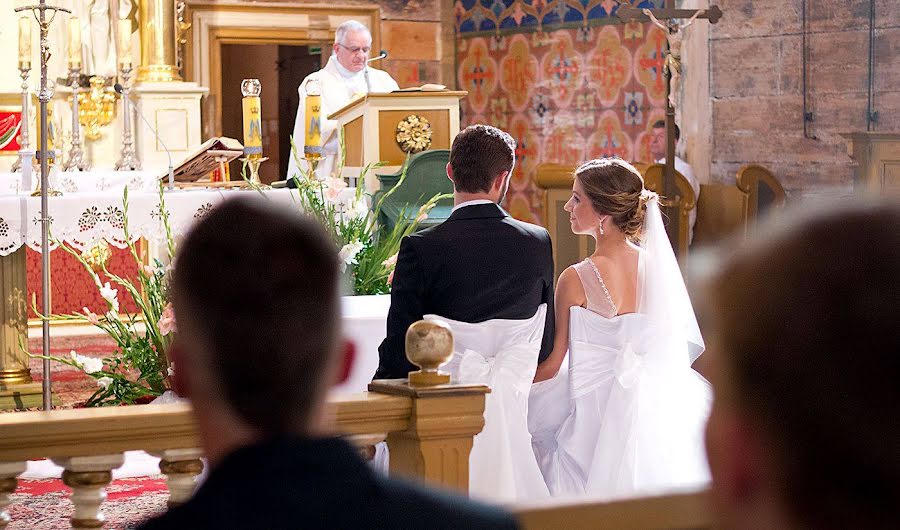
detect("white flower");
top-left (167, 363), bottom-right (175, 377)
top-left (99, 282), bottom-right (119, 312)
top-left (338, 241), bottom-right (364, 272)
top-left (105, 310), bottom-right (118, 322)
top-left (96, 376), bottom-right (113, 389)
top-left (70, 350), bottom-right (104, 374)
top-left (353, 198), bottom-right (369, 221)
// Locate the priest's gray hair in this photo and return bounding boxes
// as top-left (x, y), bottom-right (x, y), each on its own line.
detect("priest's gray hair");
top-left (334, 20), bottom-right (372, 45)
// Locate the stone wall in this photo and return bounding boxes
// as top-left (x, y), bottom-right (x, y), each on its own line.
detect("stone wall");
top-left (703, 0), bottom-right (900, 197)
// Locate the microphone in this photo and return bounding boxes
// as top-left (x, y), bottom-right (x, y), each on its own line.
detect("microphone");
top-left (366, 50), bottom-right (388, 63)
top-left (114, 83), bottom-right (175, 190)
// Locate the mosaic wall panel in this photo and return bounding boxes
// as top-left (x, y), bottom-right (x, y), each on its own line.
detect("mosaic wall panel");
top-left (455, 0), bottom-right (667, 224)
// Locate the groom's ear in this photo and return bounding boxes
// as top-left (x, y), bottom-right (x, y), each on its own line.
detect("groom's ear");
top-left (493, 170), bottom-right (509, 191)
top-left (446, 162), bottom-right (454, 183)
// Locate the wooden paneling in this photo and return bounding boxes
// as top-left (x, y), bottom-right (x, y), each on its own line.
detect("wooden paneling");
top-left (343, 116), bottom-right (364, 168)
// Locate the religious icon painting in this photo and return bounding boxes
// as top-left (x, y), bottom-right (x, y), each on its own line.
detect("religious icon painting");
top-left (0, 108), bottom-right (23, 154)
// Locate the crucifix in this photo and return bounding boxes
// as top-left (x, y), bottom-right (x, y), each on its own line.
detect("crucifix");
top-left (15, 0), bottom-right (70, 410)
top-left (618, 2), bottom-right (722, 252)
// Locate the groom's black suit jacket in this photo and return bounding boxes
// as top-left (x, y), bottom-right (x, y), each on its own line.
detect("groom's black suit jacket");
top-left (375, 202), bottom-right (555, 380)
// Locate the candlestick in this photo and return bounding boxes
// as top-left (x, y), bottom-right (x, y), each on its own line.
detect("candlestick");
top-left (63, 66), bottom-right (89, 171)
top-left (115, 63), bottom-right (140, 171)
top-left (11, 64), bottom-right (32, 173)
top-left (67, 17), bottom-right (81, 68)
top-left (19, 16), bottom-right (32, 68)
top-left (240, 78), bottom-right (262, 160)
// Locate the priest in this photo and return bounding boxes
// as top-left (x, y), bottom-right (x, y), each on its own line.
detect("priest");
top-left (287, 21), bottom-right (399, 180)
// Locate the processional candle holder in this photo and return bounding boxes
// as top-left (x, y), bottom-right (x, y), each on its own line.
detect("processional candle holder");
top-left (239, 78), bottom-right (267, 186)
top-left (115, 62), bottom-right (140, 170)
top-left (63, 66), bottom-right (89, 171)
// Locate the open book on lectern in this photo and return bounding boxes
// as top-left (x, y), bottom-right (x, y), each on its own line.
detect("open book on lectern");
top-left (161, 137), bottom-right (244, 182)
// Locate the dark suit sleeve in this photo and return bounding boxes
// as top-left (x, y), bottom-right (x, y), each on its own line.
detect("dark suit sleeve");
top-left (375, 235), bottom-right (424, 379)
top-left (538, 230), bottom-right (555, 364)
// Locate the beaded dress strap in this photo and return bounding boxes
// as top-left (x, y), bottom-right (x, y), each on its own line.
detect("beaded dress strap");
top-left (585, 258), bottom-right (617, 314)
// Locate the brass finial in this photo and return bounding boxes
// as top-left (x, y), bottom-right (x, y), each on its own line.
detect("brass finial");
top-left (405, 320), bottom-right (453, 386)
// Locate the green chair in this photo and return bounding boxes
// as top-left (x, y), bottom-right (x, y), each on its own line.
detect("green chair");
top-left (374, 149), bottom-right (454, 234)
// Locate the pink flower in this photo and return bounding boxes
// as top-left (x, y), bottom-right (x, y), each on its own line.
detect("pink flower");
top-left (416, 211), bottom-right (428, 223)
top-left (382, 254), bottom-right (398, 268)
top-left (387, 270), bottom-right (395, 286)
top-left (158, 303), bottom-right (177, 336)
top-left (323, 177), bottom-right (348, 202)
top-left (83, 307), bottom-right (100, 326)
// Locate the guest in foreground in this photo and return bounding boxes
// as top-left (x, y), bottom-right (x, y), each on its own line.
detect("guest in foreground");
top-left (530, 158), bottom-right (711, 499)
top-left (138, 198), bottom-right (517, 529)
top-left (704, 201), bottom-right (899, 530)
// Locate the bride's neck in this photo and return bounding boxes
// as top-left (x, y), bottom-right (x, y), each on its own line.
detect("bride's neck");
top-left (592, 230), bottom-right (630, 256)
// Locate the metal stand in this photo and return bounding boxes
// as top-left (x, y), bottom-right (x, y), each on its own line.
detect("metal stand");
top-left (115, 63), bottom-right (140, 170)
top-left (11, 66), bottom-right (31, 173)
top-left (240, 156), bottom-right (268, 186)
top-left (16, 1), bottom-right (71, 411)
top-left (63, 65), bottom-right (89, 172)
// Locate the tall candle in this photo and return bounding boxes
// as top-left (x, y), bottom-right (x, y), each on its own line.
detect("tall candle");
top-left (118, 18), bottom-right (132, 67)
top-left (241, 79), bottom-right (263, 159)
top-left (18, 17), bottom-right (31, 67)
top-left (303, 79), bottom-right (323, 159)
top-left (67, 17), bottom-right (82, 67)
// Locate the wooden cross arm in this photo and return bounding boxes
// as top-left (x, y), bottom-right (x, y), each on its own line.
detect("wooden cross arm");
top-left (617, 4), bottom-right (722, 24)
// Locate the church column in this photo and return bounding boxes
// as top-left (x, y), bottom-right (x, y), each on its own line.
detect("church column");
top-left (138, 0), bottom-right (182, 83)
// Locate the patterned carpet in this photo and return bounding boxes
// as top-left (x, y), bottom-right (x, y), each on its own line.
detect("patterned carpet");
top-left (5, 333), bottom-right (169, 528)
top-left (8, 476), bottom-right (168, 529)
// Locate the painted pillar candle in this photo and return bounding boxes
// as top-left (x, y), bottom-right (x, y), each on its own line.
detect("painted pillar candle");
top-left (240, 78), bottom-right (262, 158)
top-left (304, 78), bottom-right (323, 159)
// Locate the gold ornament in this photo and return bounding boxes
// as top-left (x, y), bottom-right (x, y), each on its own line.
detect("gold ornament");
top-left (78, 76), bottom-right (117, 141)
top-left (395, 114), bottom-right (433, 153)
top-left (82, 240), bottom-right (112, 272)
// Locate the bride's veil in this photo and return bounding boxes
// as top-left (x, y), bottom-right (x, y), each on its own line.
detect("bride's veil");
top-left (637, 194), bottom-right (705, 365)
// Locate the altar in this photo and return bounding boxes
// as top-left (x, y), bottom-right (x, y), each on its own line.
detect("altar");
top-left (0, 170), bottom-right (387, 405)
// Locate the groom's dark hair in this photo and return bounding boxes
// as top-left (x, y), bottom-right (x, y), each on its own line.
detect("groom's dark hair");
top-left (172, 197), bottom-right (340, 433)
top-left (449, 124), bottom-right (516, 193)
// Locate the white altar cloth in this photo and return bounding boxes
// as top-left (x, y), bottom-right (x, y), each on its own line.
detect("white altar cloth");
top-left (0, 169), bottom-right (160, 195)
top-left (0, 187), bottom-right (298, 256)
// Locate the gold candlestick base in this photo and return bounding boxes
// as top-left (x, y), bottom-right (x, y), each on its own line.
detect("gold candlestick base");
top-left (240, 156), bottom-right (269, 187)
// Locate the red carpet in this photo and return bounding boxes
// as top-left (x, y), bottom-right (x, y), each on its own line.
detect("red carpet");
top-left (8, 476), bottom-right (168, 529)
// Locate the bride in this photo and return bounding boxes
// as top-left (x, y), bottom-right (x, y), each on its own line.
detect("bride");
top-left (530, 158), bottom-right (711, 499)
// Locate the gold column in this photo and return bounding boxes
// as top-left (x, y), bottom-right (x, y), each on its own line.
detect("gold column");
top-left (137, 0), bottom-right (182, 82)
top-left (0, 249), bottom-right (30, 386)
top-left (0, 249), bottom-right (43, 410)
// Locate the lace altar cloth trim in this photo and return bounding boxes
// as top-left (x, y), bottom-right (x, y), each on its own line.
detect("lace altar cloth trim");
top-left (0, 169), bottom-right (160, 196)
top-left (0, 188), bottom-right (299, 256)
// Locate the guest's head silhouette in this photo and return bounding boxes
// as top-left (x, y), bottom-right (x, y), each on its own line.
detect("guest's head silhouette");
top-left (704, 200), bottom-right (900, 530)
top-left (169, 197), bottom-right (352, 466)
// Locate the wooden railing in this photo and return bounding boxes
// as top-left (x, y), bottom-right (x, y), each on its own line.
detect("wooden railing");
top-left (515, 489), bottom-right (714, 530)
top-left (0, 381), bottom-right (489, 529)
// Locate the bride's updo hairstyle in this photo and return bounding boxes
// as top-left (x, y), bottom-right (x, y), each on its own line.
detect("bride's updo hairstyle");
top-left (574, 157), bottom-right (652, 241)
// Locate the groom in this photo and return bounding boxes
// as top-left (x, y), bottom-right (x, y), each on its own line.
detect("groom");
top-left (375, 124), bottom-right (555, 380)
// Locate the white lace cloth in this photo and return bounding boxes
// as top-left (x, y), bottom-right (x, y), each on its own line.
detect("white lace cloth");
top-left (426, 305), bottom-right (550, 503)
top-left (0, 169), bottom-right (160, 195)
top-left (0, 187), bottom-right (304, 256)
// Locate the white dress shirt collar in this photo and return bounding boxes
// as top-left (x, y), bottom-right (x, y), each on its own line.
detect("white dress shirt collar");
top-left (451, 199), bottom-right (495, 213)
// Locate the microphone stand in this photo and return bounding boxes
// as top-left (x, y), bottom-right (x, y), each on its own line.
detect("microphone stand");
top-left (115, 83), bottom-right (174, 190)
top-left (364, 50), bottom-right (388, 94)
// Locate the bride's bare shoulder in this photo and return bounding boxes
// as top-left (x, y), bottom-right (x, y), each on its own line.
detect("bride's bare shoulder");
top-left (556, 265), bottom-right (587, 308)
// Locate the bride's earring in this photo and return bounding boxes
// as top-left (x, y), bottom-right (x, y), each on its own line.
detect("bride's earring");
top-left (598, 219), bottom-right (605, 236)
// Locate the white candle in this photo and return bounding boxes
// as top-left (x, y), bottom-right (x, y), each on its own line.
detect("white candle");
top-left (18, 17), bottom-right (31, 67)
top-left (118, 18), bottom-right (132, 66)
top-left (68, 17), bottom-right (81, 68)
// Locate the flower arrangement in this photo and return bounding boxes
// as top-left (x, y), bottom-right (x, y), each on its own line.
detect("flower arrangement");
top-left (27, 185), bottom-right (176, 407)
top-left (279, 145), bottom-right (450, 295)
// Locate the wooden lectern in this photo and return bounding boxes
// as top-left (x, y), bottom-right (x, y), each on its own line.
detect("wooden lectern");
top-left (329, 91), bottom-right (467, 191)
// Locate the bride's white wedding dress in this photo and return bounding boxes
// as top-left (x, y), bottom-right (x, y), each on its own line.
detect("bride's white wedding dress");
top-left (530, 198), bottom-right (712, 500)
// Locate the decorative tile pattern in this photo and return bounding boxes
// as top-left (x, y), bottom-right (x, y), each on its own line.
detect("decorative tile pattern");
top-left (456, 1), bottom-right (666, 224)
